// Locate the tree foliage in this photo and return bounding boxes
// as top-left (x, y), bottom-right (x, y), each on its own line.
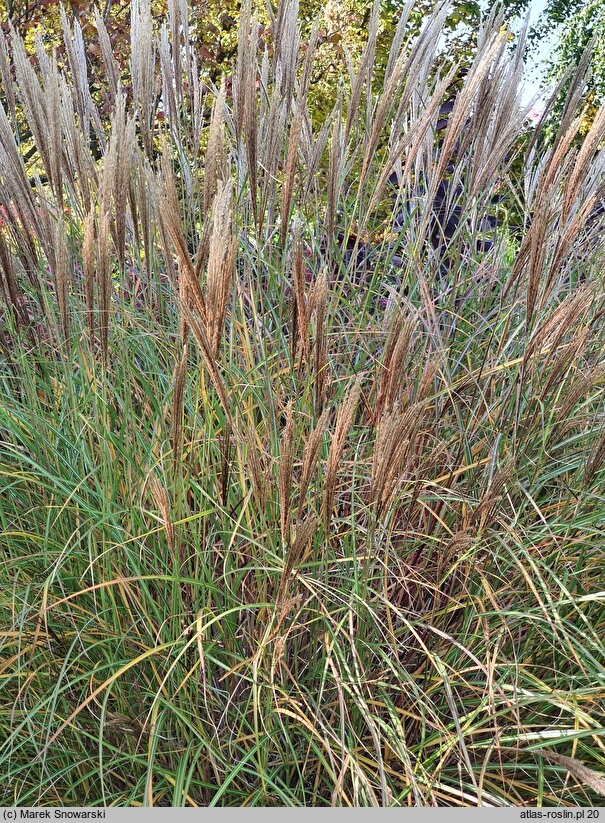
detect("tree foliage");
top-left (0, 0), bottom-right (497, 102)
top-left (2, 0), bottom-right (601, 136)
top-left (547, 0), bottom-right (605, 132)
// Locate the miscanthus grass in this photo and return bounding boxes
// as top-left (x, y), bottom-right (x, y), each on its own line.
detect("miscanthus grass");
top-left (1, 0), bottom-right (605, 807)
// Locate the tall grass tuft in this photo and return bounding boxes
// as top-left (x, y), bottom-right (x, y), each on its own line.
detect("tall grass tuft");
top-left (0, 0), bottom-right (605, 807)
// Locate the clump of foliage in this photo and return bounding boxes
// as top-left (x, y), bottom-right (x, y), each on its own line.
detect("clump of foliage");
top-left (547, 0), bottom-right (605, 134)
top-left (1, 0), bottom-right (605, 808)
top-left (0, 0), bottom-right (508, 122)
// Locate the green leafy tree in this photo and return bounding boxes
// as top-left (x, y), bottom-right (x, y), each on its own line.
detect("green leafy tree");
top-left (0, 0), bottom-right (499, 105)
top-left (547, 0), bottom-right (605, 133)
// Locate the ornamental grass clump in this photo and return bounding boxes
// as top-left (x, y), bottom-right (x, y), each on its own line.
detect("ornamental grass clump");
top-left (1, 0), bottom-right (605, 807)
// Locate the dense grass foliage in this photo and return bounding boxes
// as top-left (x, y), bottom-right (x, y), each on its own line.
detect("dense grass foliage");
top-left (1, 0), bottom-right (605, 807)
